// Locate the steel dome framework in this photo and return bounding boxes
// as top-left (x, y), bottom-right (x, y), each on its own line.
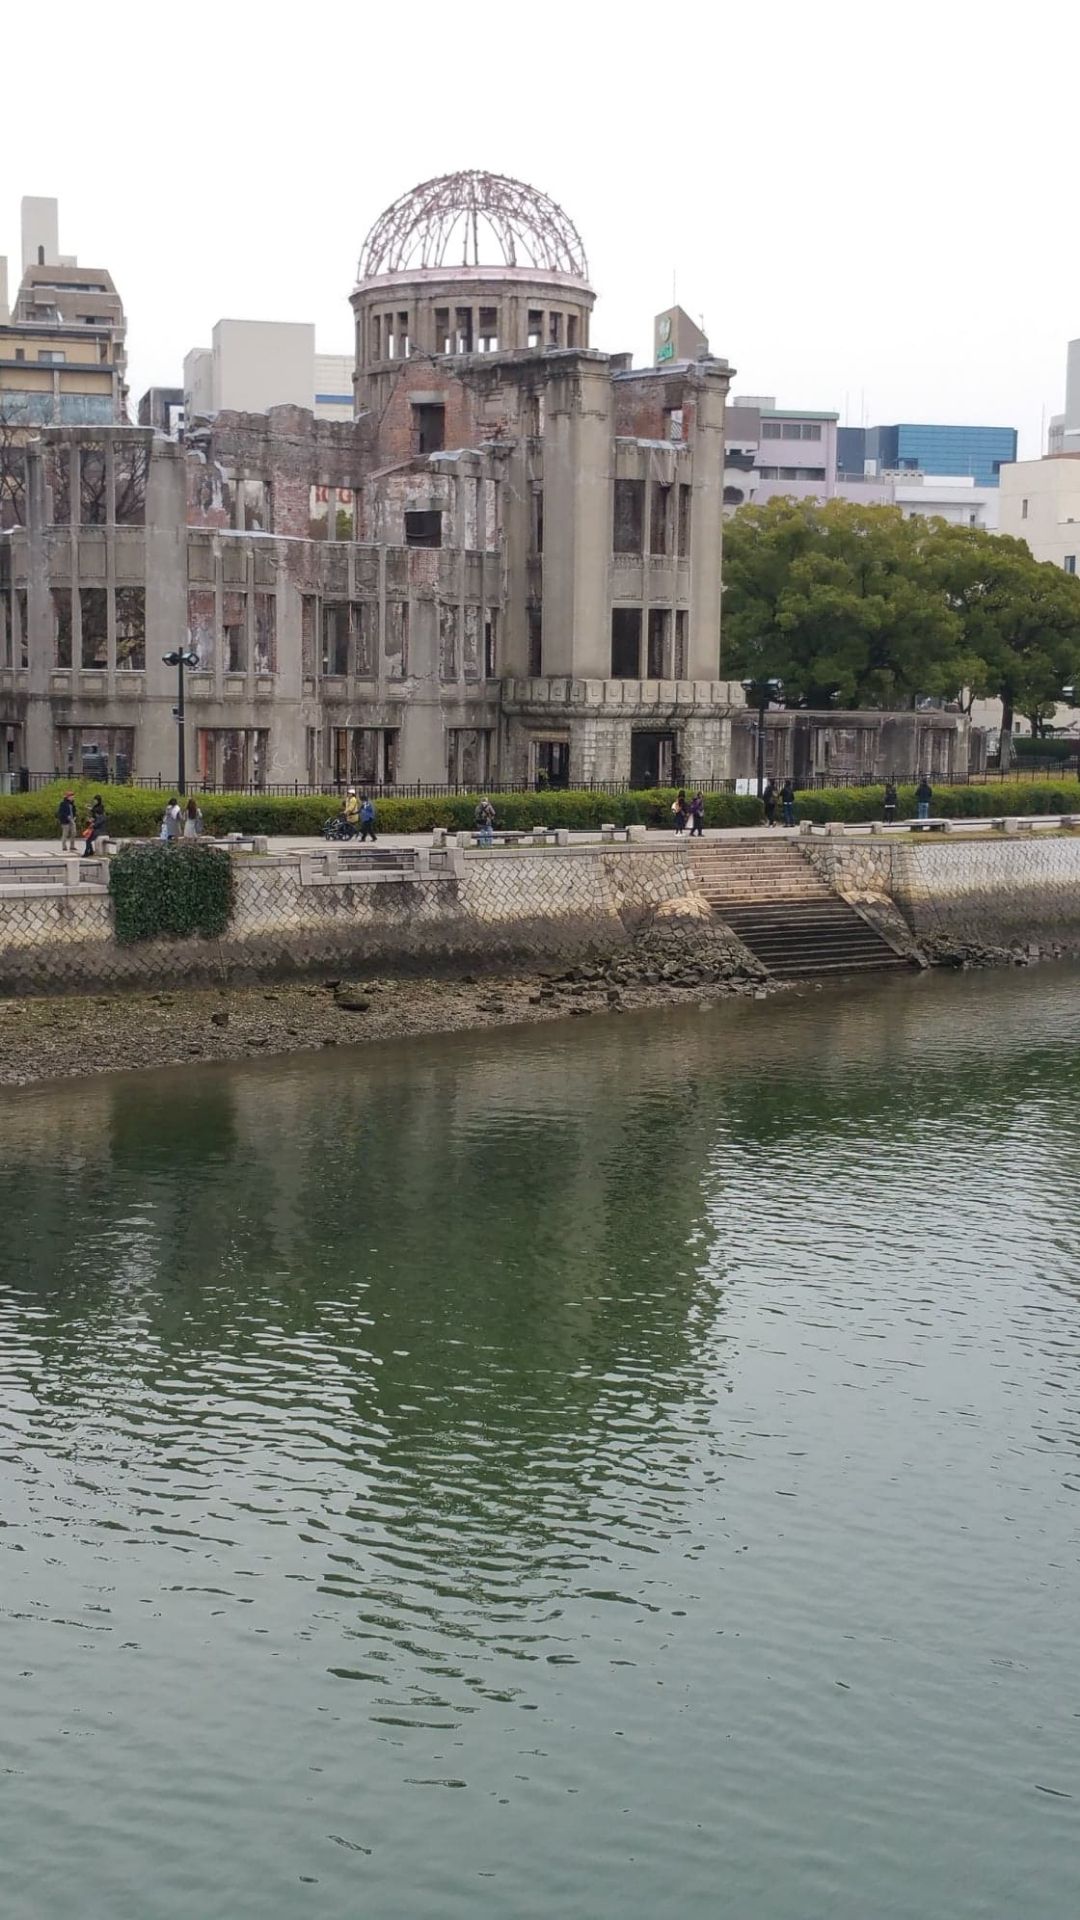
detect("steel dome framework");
top-left (359, 170), bottom-right (588, 280)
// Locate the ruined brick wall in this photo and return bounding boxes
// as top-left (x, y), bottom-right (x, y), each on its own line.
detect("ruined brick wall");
top-left (0, 846), bottom-right (704, 994)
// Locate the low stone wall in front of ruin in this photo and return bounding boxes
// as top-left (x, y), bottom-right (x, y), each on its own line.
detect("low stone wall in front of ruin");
top-left (0, 844), bottom-right (712, 995)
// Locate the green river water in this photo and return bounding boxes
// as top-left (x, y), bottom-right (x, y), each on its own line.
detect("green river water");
top-left (2, 967), bottom-right (1079, 1918)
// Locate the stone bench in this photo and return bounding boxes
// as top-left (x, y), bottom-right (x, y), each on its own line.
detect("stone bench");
top-left (599, 823), bottom-right (646, 843)
top-left (908, 817), bottom-right (951, 833)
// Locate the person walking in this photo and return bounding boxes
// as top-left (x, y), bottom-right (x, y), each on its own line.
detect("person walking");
top-left (183, 797), bottom-right (203, 839)
top-left (58, 790), bottom-right (78, 852)
top-left (161, 797), bottom-right (183, 842)
top-left (672, 789), bottom-right (688, 834)
top-left (780, 778), bottom-right (796, 828)
top-left (475, 797), bottom-right (496, 847)
top-left (343, 787), bottom-right (360, 836)
top-left (883, 778), bottom-right (898, 825)
top-left (763, 779), bottom-right (778, 827)
top-left (359, 795), bottom-right (377, 843)
top-left (916, 776), bottom-right (933, 821)
top-left (689, 791), bottom-right (705, 837)
top-left (83, 794), bottom-right (107, 858)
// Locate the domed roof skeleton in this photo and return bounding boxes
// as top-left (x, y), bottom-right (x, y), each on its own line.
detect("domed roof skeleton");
top-left (359, 170), bottom-right (589, 281)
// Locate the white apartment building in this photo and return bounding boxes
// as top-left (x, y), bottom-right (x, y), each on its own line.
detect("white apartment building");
top-left (184, 320), bottom-right (353, 423)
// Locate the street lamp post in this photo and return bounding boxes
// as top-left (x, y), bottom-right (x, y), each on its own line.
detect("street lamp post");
top-left (162, 649), bottom-right (200, 797)
top-left (741, 677), bottom-right (783, 797)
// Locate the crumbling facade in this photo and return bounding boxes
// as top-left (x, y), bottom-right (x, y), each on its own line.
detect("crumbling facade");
top-left (0, 172), bottom-right (964, 792)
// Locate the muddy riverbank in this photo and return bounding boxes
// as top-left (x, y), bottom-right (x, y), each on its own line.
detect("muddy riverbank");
top-left (0, 928), bottom-right (777, 1086)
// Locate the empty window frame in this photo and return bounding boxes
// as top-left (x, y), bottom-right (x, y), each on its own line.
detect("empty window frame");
top-left (385, 600), bottom-right (409, 678)
top-left (115, 587), bottom-right (146, 669)
top-left (405, 509), bottom-right (442, 548)
top-left (80, 587), bottom-right (108, 667)
top-left (52, 587), bottom-right (73, 667)
top-left (677, 484), bottom-right (691, 557)
top-left (322, 602), bottom-right (350, 676)
top-left (647, 608), bottom-right (669, 678)
top-left (478, 307), bottom-right (499, 352)
top-left (527, 309), bottom-right (543, 349)
top-left (611, 608), bottom-right (642, 678)
top-left (527, 605), bottom-right (542, 676)
top-left (650, 483), bottom-right (671, 556)
top-left (455, 307), bottom-right (473, 354)
top-left (613, 478), bottom-right (645, 554)
top-left (414, 403), bottom-right (445, 455)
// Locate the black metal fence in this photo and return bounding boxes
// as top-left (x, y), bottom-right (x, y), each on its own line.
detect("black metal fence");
top-left (15, 763), bottom-right (1080, 797)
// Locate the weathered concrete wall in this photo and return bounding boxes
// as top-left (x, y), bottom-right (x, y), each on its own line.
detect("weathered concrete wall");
top-left (0, 845), bottom-right (707, 994)
top-left (806, 835), bottom-right (1080, 947)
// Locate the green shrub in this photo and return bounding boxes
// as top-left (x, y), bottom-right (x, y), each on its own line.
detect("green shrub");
top-left (109, 841), bottom-right (235, 944)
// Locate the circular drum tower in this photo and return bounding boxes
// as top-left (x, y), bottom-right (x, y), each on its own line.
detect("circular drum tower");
top-left (351, 170), bottom-right (594, 413)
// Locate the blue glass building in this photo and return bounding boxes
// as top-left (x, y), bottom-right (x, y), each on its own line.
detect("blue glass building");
top-left (865, 423), bottom-right (1017, 488)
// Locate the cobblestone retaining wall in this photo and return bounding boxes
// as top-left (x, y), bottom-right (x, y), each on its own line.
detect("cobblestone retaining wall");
top-left (806, 836), bottom-right (1080, 947)
top-left (0, 846), bottom-right (706, 994)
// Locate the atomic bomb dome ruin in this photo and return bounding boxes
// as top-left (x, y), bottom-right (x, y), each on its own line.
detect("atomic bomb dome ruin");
top-left (0, 169), bottom-right (968, 794)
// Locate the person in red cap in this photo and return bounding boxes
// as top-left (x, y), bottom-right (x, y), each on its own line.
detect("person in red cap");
top-left (57, 790), bottom-right (78, 852)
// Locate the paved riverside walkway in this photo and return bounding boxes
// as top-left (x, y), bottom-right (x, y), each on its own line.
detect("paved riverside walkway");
top-left (0, 826), bottom-right (802, 859)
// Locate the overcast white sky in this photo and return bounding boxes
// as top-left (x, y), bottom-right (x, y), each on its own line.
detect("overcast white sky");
top-left (2, 0), bottom-right (1074, 457)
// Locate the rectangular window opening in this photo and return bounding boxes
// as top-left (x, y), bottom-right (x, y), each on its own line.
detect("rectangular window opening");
top-left (455, 307), bottom-right (473, 354)
top-left (613, 478), bottom-right (645, 553)
top-left (434, 308), bottom-right (450, 354)
top-left (527, 309), bottom-right (543, 350)
top-left (115, 587), bottom-right (146, 670)
top-left (647, 608), bottom-right (669, 678)
top-left (484, 611), bottom-right (497, 679)
top-left (650, 483), bottom-right (671, 556)
top-left (611, 607), bottom-right (642, 678)
top-left (53, 587), bottom-right (72, 668)
top-left (398, 311), bottom-right (410, 358)
top-left (322, 603), bottom-right (350, 677)
top-left (567, 315), bottom-right (578, 349)
top-left (478, 307), bottom-right (499, 352)
top-left (414, 403), bottom-right (445, 455)
top-left (677, 484), bottom-right (691, 557)
top-left (548, 312), bottom-right (562, 347)
top-left (405, 509), bottom-right (442, 548)
top-left (527, 605), bottom-right (542, 676)
top-left (79, 587), bottom-right (108, 668)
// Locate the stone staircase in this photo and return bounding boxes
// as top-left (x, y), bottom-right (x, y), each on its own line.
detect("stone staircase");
top-left (689, 839), bottom-right (910, 977)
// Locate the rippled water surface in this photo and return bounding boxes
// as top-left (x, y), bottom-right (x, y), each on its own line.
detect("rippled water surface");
top-left (3, 969), bottom-right (1080, 1918)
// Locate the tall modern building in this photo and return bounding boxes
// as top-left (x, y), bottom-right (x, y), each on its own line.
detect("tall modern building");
top-left (839, 423), bottom-right (1016, 488)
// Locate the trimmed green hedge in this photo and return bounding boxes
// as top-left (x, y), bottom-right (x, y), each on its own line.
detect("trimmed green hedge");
top-left (1012, 736), bottom-right (1075, 761)
top-left (790, 781), bottom-right (1080, 822)
top-left (0, 780), bottom-right (764, 837)
top-left (7, 776), bottom-right (1080, 840)
top-left (109, 841), bottom-right (235, 944)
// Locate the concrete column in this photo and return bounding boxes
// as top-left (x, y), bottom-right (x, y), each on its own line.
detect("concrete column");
top-left (687, 365), bottom-right (730, 679)
top-left (23, 445), bottom-right (54, 771)
top-left (540, 357), bottom-right (614, 678)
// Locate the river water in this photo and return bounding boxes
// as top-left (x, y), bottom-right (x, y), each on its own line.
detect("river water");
top-left (2, 969), bottom-right (1079, 1919)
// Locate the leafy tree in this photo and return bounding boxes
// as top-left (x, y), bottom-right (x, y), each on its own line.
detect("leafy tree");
top-left (925, 521), bottom-right (1080, 750)
top-left (722, 497), bottom-right (963, 707)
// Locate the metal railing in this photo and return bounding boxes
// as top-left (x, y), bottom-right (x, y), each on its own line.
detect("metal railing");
top-left (15, 765), bottom-right (1079, 797)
